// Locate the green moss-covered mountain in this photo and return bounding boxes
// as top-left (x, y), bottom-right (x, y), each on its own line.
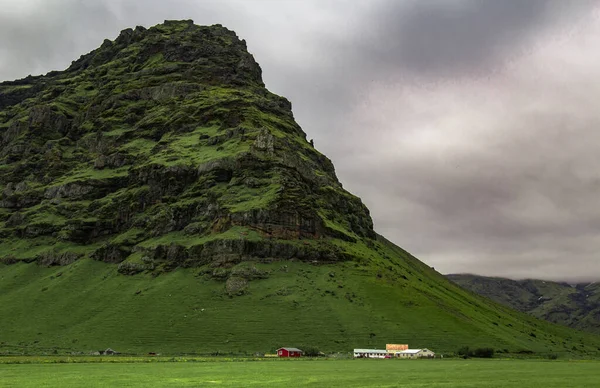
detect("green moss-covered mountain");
top-left (0, 20), bottom-right (373, 267)
top-left (447, 274), bottom-right (600, 335)
top-left (1, 20), bottom-right (600, 356)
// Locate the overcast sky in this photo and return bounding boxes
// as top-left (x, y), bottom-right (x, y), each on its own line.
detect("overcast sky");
top-left (1, 0), bottom-right (599, 282)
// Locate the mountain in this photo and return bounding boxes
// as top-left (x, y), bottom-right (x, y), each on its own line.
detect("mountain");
top-left (1, 20), bottom-right (599, 356)
top-left (0, 20), bottom-right (374, 268)
top-left (447, 274), bottom-right (600, 335)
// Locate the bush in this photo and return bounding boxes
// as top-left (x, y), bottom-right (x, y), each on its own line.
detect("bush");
top-left (547, 353), bottom-right (558, 360)
top-left (517, 349), bottom-right (534, 355)
top-left (457, 346), bottom-right (472, 358)
top-left (458, 346), bottom-right (495, 358)
top-left (301, 346), bottom-right (321, 357)
top-left (473, 348), bottom-right (495, 358)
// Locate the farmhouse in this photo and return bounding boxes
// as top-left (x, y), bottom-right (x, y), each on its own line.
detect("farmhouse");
top-left (396, 348), bottom-right (435, 358)
top-left (277, 347), bottom-right (302, 357)
top-left (353, 349), bottom-right (389, 358)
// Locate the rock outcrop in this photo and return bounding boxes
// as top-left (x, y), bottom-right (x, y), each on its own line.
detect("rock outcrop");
top-left (0, 20), bottom-right (375, 273)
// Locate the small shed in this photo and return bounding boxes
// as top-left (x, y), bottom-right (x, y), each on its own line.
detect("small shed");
top-left (277, 347), bottom-right (302, 357)
top-left (353, 349), bottom-right (389, 359)
top-left (397, 348), bottom-right (435, 358)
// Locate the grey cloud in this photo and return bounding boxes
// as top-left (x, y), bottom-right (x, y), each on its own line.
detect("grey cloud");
top-left (0, 1), bottom-right (121, 80)
top-left (0, 0), bottom-right (235, 81)
top-left (361, 0), bottom-right (595, 77)
top-left (335, 55), bottom-right (600, 283)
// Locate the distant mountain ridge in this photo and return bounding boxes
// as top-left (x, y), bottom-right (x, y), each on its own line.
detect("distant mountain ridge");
top-left (447, 274), bottom-right (600, 334)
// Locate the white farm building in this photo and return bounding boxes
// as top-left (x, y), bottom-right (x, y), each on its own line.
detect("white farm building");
top-left (395, 348), bottom-right (435, 358)
top-left (353, 349), bottom-right (389, 358)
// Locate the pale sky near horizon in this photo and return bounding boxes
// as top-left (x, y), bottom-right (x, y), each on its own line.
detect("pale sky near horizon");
top-left (1, 0), bottom-right (599, 282)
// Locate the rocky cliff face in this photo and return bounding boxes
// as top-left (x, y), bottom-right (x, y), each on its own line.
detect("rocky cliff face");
top-left (0, 20), bottom-right (375, 273)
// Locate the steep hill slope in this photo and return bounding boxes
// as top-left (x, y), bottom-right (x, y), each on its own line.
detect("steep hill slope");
top-left (1, 20), bottom-right (599, 356)
top-left (447, 274), bottom-right (600, 335)
top-left (2, 236), bottom-right (600, 356)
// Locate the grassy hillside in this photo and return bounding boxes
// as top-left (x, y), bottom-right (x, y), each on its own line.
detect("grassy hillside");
top-left (447, 274), bottom-right (600, 335)
top-left (1, 236), bottom-right (599, 356)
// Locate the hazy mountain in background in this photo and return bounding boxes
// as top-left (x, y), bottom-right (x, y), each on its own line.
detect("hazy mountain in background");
top-left (447, 274), bottom-right (600, 334)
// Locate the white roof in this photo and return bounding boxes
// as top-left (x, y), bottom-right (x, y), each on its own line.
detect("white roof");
top-left (353, 349), bottom-right (387, 353)
top-left (400, 349), bottom-right (423, 354)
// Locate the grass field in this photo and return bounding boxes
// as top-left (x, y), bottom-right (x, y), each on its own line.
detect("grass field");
top-left (1, 359), bottom-right (599, 387)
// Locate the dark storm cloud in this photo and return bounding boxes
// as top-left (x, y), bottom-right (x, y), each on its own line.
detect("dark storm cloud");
top-left (1, 0), bottom-right (599, 282)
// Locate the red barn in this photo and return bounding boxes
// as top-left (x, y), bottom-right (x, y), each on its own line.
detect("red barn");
top-left (277, 347), bottom-right (303, 357)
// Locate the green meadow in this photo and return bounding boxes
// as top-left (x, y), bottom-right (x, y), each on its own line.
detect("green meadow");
top-left (1, 359), bottom-right (599, 387)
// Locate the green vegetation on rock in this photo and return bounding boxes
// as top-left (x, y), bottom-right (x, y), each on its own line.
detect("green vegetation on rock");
top-left (0, 20), bottom-right (374, 270)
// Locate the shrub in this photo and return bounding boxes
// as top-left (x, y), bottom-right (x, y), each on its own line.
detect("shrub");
top-left (517, 349), bottom-right (534, 355)
top-left (0, 255), bottom-right (18, 265)
top-left (473, 348), bottom-right (495, 358)
top-left (301, 346), bottom-right (321, 357)
top-left (458, 346), bottom-right (495, 358)
top-left (457, 346), bottom-right (472, 358)
top-left (547, 353), bottom-right (558, 360)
